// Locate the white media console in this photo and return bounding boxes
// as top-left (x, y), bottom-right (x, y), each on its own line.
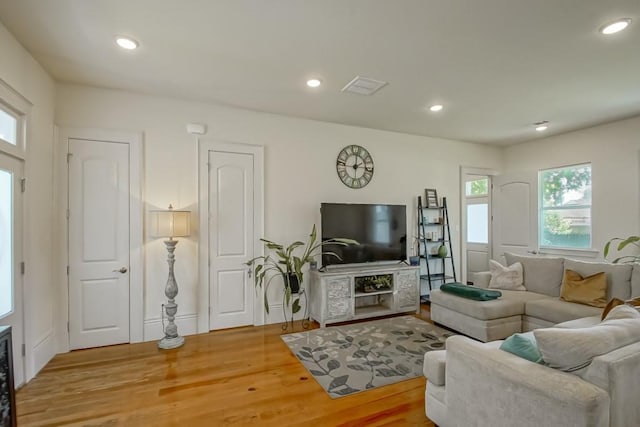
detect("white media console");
top-left (309, 264), bottom-right (420, 327)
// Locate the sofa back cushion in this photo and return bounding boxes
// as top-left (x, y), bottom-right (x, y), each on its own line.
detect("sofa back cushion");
top-left (504, 253), bottom-right (564, 296)
top-left (632, 264), bottom-right (640, 297)
top-left (564, 259), bottom-right (632, 300)
top-left (534, 313), bottom-right (640, 373)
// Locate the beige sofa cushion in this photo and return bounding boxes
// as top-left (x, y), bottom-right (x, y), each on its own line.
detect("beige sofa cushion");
top-left (430, 289), bottom-right (549, 320)
top-left (632, 264), bottom-right (640, 297)
top-left (564, 258), bottom-right (632, 300)
top-left (525, 298), bottom-right (602, 324)
top-left (534, 317), bottom-right (640, 373)
top-left (504, 253), bottom-right (564, 296)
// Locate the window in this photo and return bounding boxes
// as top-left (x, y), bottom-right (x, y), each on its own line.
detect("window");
top-left (466, 204), bottom-right (488, 243)
top-left (0, 107), bottom-right (18, 146)
top-left (539, 164), bottom-right (591, 249)
top-left (465, 177), bottom-right (488, 197)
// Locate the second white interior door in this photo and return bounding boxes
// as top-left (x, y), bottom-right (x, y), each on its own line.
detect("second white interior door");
top-left (68, 138), bottom-right (130, 349)
top-left (208, 149), bottom-right (256, 330)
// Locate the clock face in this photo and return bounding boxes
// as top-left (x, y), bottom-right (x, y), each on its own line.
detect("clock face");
top-left (336, 144), bottom-right (374, 189)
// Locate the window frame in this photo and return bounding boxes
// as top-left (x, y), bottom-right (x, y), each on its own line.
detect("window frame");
top-left (0, 81), bottom-right (30, 160)
top-left (538, 162), bottom-right (592, 251)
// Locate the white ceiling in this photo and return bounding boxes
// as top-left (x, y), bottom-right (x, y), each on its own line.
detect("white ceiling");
top-left (0, 0), bottom-right (639, 145)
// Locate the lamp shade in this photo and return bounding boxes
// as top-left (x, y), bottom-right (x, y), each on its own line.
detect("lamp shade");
top-left (150, 208), bottom-right (191, 238)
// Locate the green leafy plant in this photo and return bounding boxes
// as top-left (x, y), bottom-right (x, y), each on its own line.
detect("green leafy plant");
top-left (604, 236), bottom-right (640, 264)
top-left (246, 225), bottom-right (357, 324)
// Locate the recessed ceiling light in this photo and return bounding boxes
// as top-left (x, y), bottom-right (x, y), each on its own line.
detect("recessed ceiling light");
top-left (600, 18), bottom-right (632, 35)
top-left (115, 36), bottom-right (139, 50)
top-left (429, 104), bottom-right (444, 112)
top-left (534, 121), bottom-right (549, 132)
top-left (306, 79), bottom-right (322, 88)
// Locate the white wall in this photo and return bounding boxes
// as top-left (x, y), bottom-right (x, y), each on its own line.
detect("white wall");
top-left (503, 115), bottom-right (640, 259)
top-left (55, 84), bottom-right (503, 333)
top-left (0, 23), bottom-right (56, 379)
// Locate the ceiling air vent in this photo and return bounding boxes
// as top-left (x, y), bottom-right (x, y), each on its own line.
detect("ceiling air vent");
top-left (341, 76), bottom-right (388, 96)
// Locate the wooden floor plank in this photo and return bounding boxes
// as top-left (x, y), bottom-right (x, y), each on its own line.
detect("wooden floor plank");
top-left (17, 307), bottom-right (436, 426)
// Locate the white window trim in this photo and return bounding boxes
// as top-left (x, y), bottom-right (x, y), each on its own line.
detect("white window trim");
top-left (538, 163), bottom-right (592, 252)
top-left (0, 78), bottom-right (31, 159)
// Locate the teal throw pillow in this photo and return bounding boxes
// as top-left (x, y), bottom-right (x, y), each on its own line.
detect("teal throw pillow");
top-left (500, 332), bottom-right (545, 364)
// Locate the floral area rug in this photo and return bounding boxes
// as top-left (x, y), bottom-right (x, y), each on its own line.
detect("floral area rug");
top-left (281, 315), bottom-right (454, 398)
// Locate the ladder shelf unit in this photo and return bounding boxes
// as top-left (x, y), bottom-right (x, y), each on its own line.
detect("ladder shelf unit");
top-left (417, 196), bottom-right (457, 303)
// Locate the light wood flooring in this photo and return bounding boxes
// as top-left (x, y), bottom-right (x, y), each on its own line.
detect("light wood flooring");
top-left (17, 307), bottom-right (436, 426)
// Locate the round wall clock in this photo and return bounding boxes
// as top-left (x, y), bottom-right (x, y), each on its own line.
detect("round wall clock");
top-left (336, 144), bottom-right (374, 189)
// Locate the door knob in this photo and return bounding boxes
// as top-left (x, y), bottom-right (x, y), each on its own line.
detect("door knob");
top-left (113, 267), bottom-right (128, 274)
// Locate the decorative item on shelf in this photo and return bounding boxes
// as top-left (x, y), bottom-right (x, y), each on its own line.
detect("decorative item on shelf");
top-left (604, 235), bottom-right (640, 263)
top-left (425, 188), bottom-right (439, 208)
top-left (355, 274), bottom-right (393, 293)
top-left (246, 225), bottom-right (358, 331)
top-left (149, 204), bottom-right (191, 350)
top-left (437, 244), bottom-right (448, 258)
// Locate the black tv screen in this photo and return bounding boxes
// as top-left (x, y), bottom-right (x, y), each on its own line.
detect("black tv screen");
top-left (321, 203), bottom-right (407, 267)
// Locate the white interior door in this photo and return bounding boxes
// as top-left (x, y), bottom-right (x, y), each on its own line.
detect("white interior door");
top-left (209, 149), bottom-right (256, 330)
top-left (0, 153), bottom-right (24, 387)
top-left (492, 172), bottom-right (538, 264)
top-left (68, 138), bottom-right (130, 349)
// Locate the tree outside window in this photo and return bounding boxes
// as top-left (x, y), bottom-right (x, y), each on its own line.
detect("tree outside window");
top-left (539, 164), bottom-right (591, 249)
top-left (465, 178), bottom-right (488, 196)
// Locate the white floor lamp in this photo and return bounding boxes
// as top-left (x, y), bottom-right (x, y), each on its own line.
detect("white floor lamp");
top-left (150, 205), bottom-right (191, 349)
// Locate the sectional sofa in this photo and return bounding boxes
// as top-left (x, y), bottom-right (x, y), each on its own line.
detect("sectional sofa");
top-left (429, 253), bottom-right (640, 342)
top-left (423, 253), bottom-right (640, 426)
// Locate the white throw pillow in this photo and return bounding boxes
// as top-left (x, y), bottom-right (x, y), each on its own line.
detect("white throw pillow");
top-left (488, 260), bottom-right (525, 291)
top-left (534, 317), bottom-right (640, 373)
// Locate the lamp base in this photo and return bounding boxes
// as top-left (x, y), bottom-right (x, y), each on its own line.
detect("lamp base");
top-left (158, 335), bottom-right (185, 350)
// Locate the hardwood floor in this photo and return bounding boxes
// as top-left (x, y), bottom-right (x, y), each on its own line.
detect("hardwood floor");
top-left (17, 307), bottom-right (436, 426)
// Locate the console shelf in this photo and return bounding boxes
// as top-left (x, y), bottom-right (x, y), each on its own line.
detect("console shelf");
top-left (309, 265), bottom-right (420, 327)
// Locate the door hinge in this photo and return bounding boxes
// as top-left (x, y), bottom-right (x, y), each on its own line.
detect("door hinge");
top-left (20, 178), bottom-right (26, 193)
top-left (67, 321), bottom-right (70, 333)
top-left (66, 209), bottom-right (70, 219)
top-left (67, 152), bottom-right (73, 163)
top-left (20, 261), bottom-right (25, 275)
top-left (21, 343), bottom-right (25, 357)
top-left (66, 265), bottom-right (70, 275)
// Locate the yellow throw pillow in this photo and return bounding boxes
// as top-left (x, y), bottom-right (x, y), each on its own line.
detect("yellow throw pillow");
top-left (560, 269), bottom-right (607, 308)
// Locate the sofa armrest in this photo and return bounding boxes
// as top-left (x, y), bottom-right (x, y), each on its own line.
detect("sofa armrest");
top-left (423, 349), bottom-right (446, 386)
top-left (446, 336), bottom-right (610, 427)
top-left (473, 271), bottom-right (491, 288)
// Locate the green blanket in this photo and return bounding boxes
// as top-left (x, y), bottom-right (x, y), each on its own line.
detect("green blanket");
top-left (440, 283), bottom-right (502, 301)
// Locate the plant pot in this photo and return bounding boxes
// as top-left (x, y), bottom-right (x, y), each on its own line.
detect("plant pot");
top-left (409, 255), bottom-right (420, 266)
top-left (285, 273), bottom-right (300, 294)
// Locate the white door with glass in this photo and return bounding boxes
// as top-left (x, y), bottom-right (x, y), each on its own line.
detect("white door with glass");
top-left (464, 176), bottom-right (490, 284)
top-left (208, 149), bottom-right (258, 330)
top-left (0, 153), bottom-right (24, 387)
top-left (68, 138), bottom-right (130, 349)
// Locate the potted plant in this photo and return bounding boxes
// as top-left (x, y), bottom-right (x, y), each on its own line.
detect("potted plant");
top-left (246, 224), bottom-right (357, 328)
top-left (604, 236), bottom-right (640, 263)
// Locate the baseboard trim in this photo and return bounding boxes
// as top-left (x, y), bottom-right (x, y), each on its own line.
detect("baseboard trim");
top-left (143, 313), bottom-right (198, 341)
top-left (32, 330), bottom-right (55, 380)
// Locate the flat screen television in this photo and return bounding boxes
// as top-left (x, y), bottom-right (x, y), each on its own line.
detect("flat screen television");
top-left (321, 203), bottom-right (407, 267)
